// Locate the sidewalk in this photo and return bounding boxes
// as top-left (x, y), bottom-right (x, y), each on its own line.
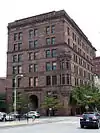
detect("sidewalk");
top-left (0, 117), bottom-right (80, 128)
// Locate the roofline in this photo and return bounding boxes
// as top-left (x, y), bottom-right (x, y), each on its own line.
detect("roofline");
top-left (8, 9), bottom-right (96, 51)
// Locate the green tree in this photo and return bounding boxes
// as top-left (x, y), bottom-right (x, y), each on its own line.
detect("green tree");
top-left (41, 96), bottom-right (62, 110)
top-left (70, 85), bottom-right (100, 112)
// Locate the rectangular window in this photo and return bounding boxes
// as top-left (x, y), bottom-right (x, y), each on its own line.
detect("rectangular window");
top-left (46, 76), bottom-right (51, 85)
top-left (34, 40), bottom-right (38, 48)
top-left (51, 37), bottom-right (55, 44)
top-left (67, 27), bottom-right (70, 35)
top-left (28, 52), bottom-right (33, 60)
top-left (29, 64), bottom-right (33, 72)
top-left (18, 66), bottom-right (22, 74)
top-left (14, 44), bottom-right (18, 51)
top-left (66, 74), bottom-right (70, 84)
top-left (18, 54), bottom-right (22, 62)
top-left (51, 25), bottom-right (55, 34)
top-left (34, 77), bottom-right (38, 87)
top-left (46, 26), bottom-right (50, 34)
top-left (12, 79), bottom-right (15, 87)
top-left (46, 50), bottom-right (51, 58)
top-left (34, 52), bottom-right (38, 60)
top-left (29, 77), bottom-right (33, 87)
top-left (66, 62), bottom-right (70, 69)
top-left (52, 75), bottom-right (57, 85)
top-left (68, 38), bottom-right (70, 45)
top-left (13, 55), bottom-right (17, 62)
top-left (60, 62), bottom-right (64, 69)
top-left (34, 29), bottom-right (38, 36)
top-left (34, 64), bottom-right (38, 72)
top-left (29, 30), bottom-right (33, 39)
top-left (13, 66), bottom-right (17, 74)
top-left (62, 74), bottom-right (65, 84)
top-left (46, 38), bottom-right (50, 45)
top-left (52, 62), bottom-right (57, 70)
top-left (46, 62), bottom-right (51, 71)
top-left (14, 33), bottom-right (17, 41)
top-left (52, 49), bottom-right (57, 57)
top-left (18, 43), bottom-right (22, 50)
top-left (29, 41), bottom-right (33, 49)
top-left (18, 32), bottom-right (23, 40)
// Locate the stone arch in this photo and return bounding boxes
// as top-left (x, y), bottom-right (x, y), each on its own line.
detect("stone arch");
top-left (29, 95), bottom-right (38, 110)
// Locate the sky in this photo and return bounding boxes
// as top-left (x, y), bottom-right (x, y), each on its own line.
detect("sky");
top-left (0, 0), bottom-right (100, 77)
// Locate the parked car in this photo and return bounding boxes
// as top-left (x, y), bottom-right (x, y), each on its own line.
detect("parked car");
top-left (24, 111), bottom-right (40, 118)
top-left (80, 112), bottom-right (100, 129)
top-left (5, 114), bottom-right (15, 121)
top-left (0, 112), bottom-right (6, 121)
top-left (9, 112), bottom-right (19, 118)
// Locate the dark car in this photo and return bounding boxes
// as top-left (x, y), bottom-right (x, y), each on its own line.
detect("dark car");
top-left (80, 112), bottom-right (100, 129)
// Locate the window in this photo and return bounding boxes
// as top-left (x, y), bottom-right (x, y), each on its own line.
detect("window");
top-left (52, 62), bottom-right (57, 70)
top-left (46, 50), bottom-right (51, 58)
top-left (18, 32), bottom-right (22, 40)
top-left (66, 74), bottom-right (70, 84)
top-left (51, 25), bottom-right (55, 34)
top-left (34, 29), bottom-right (38, 36)
top-left (51, 37), bottom-right (55, 44)
top-left (34, 40), bottom-right (38, 48)
top-left (46, 62), bottom-right (51, 71)
top-left (29, 41), bottom-right (33, 49)
top-left (29, 30), bottom-right (33, 39)
top-left (29, 64), bottom-right (33, 72)
top-left (18, 54), bottom-right (22, 62)
top-left (34, 77), bottom-right (38, 86)
top-left (60, 62), bottom-right (64, 69)
top-left (18, 78), bottom-right (21, 87)
top-left (68, 38), bottom-right (70, 45)
top-left (18, 43), bottom-right (22, 50)
top-left (67, 27), bottom-right (70, 35)
top-left (29, 77), bottom-right (33, 87)
top-left (66, 62), bottom-right (70, 69)
top-left (14, 33), bottom-right (17, 41)
top-left (13, 66), bottom-right (17, 74)
top-left (46, 26), bottom-right (50, 34)
top-left (62, 74), bottom-right (65, 84)
top-left (52, 49), bottom-right (57, 57)
top-left (46, 76), bottom-right (51, 85)
top-left (28, 52), bottom-right (33, 60)
top-left (46, 38), bottom-right (50, 45)
top-left (13, 55), bottom-right (17, 62)
top-left (34, 64), bottom-right (38, 72)
top-left (14, 44), bottom-right (17, 51)
top-left (12, 79), bottom-right (15, 87)
top-left (34, 52), bottom-right (38, 60)
top-left (52, 75), bottom-right (57, 85)
top-left (18, 66), bottom-right (22, 74)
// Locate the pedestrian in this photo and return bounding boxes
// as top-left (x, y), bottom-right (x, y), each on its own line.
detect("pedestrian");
top-left (26, 113), bottom-right (29, 123)
top-left (32, 115), bottom-right (35, 122)
top-left (18, 114), bottom-right (21, 121)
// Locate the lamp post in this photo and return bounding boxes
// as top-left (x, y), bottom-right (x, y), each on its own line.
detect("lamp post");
top-left (14, 74), bottom-right (23, 117)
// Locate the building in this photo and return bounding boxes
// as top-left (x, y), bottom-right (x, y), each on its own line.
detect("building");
top-left (93, 56), bottom-right (100, 76)
top-left (0, 78), bottom-right (7, 112)
top-left (6, 10), bottom-right (96, 115)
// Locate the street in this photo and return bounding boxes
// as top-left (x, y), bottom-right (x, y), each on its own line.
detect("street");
top-left (0, 117), bottom-right (100, 133)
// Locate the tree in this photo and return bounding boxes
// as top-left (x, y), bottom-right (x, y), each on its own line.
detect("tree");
top-left (69, 85), bottom-right (100, 112)
top-left (41, 96), bottom-right (62, 116)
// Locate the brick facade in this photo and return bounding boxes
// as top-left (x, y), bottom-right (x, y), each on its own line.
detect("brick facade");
top-left (6, 10), bottom-right (96, 115)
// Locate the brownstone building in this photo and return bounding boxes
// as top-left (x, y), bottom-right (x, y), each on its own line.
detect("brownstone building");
top-left (93, 56), bottom-right (100, 76)
top-left (6, 10), bottom-right (96, 115)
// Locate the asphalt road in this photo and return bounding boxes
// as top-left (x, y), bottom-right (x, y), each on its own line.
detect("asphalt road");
top-left (0, 117), bottom-right (100, 133)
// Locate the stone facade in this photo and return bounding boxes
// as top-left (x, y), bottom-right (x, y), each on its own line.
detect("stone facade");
top-left (6, 10), bottom-right (96, 115)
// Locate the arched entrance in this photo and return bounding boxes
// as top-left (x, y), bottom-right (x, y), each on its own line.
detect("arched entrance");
top-left (29, 95), bottom-right (38, 110)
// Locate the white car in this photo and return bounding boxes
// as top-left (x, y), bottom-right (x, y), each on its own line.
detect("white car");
top-left (5, 114), bottom-right (15, 121)
top-left (24, 111), bottom-right (40, 118)
top-left (0, 112), bottom-right (6, 121)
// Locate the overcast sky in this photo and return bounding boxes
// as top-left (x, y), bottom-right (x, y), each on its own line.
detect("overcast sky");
top-left (0, 0), bottom-right (100, 77)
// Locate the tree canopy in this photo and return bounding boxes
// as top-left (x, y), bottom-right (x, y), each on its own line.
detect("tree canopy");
top-left (70, 85), bottom-right (100, 111)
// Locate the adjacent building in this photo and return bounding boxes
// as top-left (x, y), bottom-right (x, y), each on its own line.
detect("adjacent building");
top-left (6, 10), bottom-right (96, 115)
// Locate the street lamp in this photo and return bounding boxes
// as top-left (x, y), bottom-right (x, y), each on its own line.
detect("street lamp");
top-left (13, 74), bottom-right (23, 117)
